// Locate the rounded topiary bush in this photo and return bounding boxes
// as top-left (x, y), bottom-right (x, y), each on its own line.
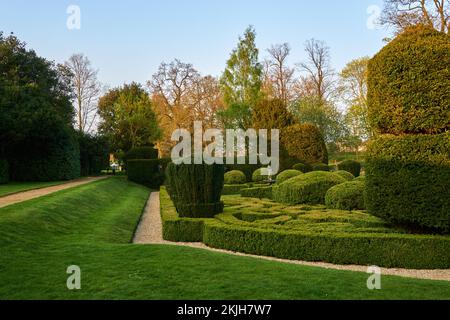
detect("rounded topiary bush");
top-left (312, 163), bottom-right (330, 172)
top-left (280, 124), bottom-right (328, 165)
top-left (272, 171), bottom-right (346, 205)
top-left (365, 133), bottom-right (450, 233)
top-left (292, 162), bottom-right (313, 173)
top-left (333, 170), bottom-right (355, 181)
top-left (165, 162), bottom-right (224, 218)
top-left (337, 160), bottom-right (361, 177)
top-left (0, 159), bottom-right (9, 184)
top-left (368, 25), bottom-right (450, 134)
top-left (252, 168), bottom-right (269, 183)
top-left (353, 175), bottom-right (366, 182)
top-left (325, 180), bottom-right (365, 211)
top-left (276, 170), bottom-right (302, 184)
top-left (224, 170), bottom-right (247, 185)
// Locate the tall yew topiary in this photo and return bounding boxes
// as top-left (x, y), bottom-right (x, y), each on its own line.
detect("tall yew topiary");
top-left (165, 163), bottom-right (225, 218)
top-left (366, 26), bottom-right (450, 233)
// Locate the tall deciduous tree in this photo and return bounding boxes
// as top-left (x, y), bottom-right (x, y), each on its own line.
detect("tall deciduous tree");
top-left (64, 54), bottom-right (102, 133)
top-left (339, 57), bottom-right (372, 140)
top-left (220, 26), bottom-right (262, 127)
top-left (381, 0), bottom-right (449, 33)
top-left (263, 43), bottom-right (295, 105)
top-left (297, 39), bottom-right (335, 103)
top-left (98, 83), bottom-right (161, 153)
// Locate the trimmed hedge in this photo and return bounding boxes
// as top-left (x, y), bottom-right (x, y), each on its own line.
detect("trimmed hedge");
top-left (160, 187), bottom-right (205, 242)
top-left (9, 130), bottom-right (80, 182)
top-left (202, 220), bottom-right (450, 269)
top-left (0, 159), bottom-right (9, 184)
top-left (165, 162), bottom-right (224, 218)
top-left (281, 124), bottom-right (328, 165)
top-left (78, 133), bottom-right (109, 176)
top-left (252, 168), bottom-right (269, 183)
top-left (367, 25), bottom-right (450, 134)
top-left (337, 160), bottom-right (361, 177)
top-left (366, 133), bottom-right (450, 233)
top-left (292, 162), bottom-right (313, 173)
top-left (160, 188), bottom-right (450, 268)
top-left (276, 170), bottom-right (302, 184)
top-left (224, 170), bottom-right (247, 185)
top-left (333, 170), bottom-right (355, 181)
top-left (127, 159), bottom-right (164, 188)
top-left (312, 163), bottom-right (330, 172)
top-left (272, 171), bottom-right (346, 205)
top-left (222, 184), bottom-right (251, 195)
top-left (241, 186), bottom-right (273, 199)
top-left (325, 181), bottom-right (365, 211)
top-left (125, 146), bottom-right (158, 161)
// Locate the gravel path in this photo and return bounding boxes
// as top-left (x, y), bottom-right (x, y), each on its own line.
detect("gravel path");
top-left (0, 177), bottom-right (108, 209)
top-left (133, 192), bottom-right (450, 282)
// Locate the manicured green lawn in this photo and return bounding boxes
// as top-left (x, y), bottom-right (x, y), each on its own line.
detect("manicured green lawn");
top-left (0, 181), bottom-right (68, 197)
top-left (0, 177), bottom-right (448, 300)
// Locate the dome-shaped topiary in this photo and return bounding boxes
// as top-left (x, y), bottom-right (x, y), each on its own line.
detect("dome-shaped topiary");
top-left (224, 170), bottom-right (247, 185)
top-left (252, 168), bottom-right (270, 183)
top-left (272, 171), bottom-right (346, 205)
top-left (337, 160), bottom-right (361, 177)
top-left (276, 169), bottom-right (302, 184)
top-left (292, 162), bottom-right (313, 173)
top-left (368, 25), bottom-right (450, 134)
top-left (280, 124), bottom-right (328, 165)
top-left (312, 163), bottom-right (330, 172)
top-left (333, 170), bottom-right (355, 181)
top-left (325, 180), bottom-right (365, 211)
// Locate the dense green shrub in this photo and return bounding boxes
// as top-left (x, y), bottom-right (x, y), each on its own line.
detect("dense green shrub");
top-left (78, 133), bottom-right (110, 176)
top-left (367, 26), bottom-right (450, 134)
top-left (0, 159), bottom-right (9, 184)
top-left (354, 175), bottom-right (366, 182)
top-left (165, 162), bottom-right (224, 218)
top-left (333, 170), bottom-right (355, 181)
top-left (273, 171), bottom-right (346, 205)
top-left (292, 162), bottom-right (313, 173)
top-left (312, 163), bottom-right (330, 172)
top-left (337, 160), bottom-right (361, 177)
top-left (203, 220), bottom-right (450, 269)
top-left (366, 134), bottom-right (450, 233)
top-left (241, 186), bottom-right (273, 199)
top-left (276, 170), bottom-right (302, 184)
top-left (124, 146), bottom-right (158, 162)
top-left (280, 124), bottom-right (328, 164)
top-left (252, 168), bottom-right (270, 183)
top-left (222, 184), bottom-right (251, 195)
top-left (160, 187), bottom-right (205, 242)
top-left (225, 161), bottom-right (259, 182)
top-left (127, 159), bottom-right (164, 188)
top-left (325, 181), bottom-right (365, 210)
top-left (9, 129), bottom-right (80, 182)
top-left (224, 170), bottom-right (247, 184)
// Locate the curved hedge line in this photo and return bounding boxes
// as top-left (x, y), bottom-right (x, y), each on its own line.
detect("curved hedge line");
top-left (365, 133), bottom-right (450, 233)
top-left (325, 180), bottom-right (365, 211)
top-left (367, 25), bottom-right (450, 134)
top-left (224, 170), bottom-right (247, 185)
top-left (276, 170), bottom-right (302, 184)
top-left (273, 171), bottom-right (346, 205)
top-left (160, 188), bottom-right (450, 268)
top-left (241, 186), bottom-right (273, 199)
top-left (333, 170), bottom-right (355, 181)
top-left (222, 184), bottom-right (251, 195)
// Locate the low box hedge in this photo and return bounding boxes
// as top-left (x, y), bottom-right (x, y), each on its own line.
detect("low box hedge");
top-left (241, 186), bottom-right (273, 199)
top-left (222, 184), bottom-right (251, 195)
top-left (160, 188), bottom-right (450, 269)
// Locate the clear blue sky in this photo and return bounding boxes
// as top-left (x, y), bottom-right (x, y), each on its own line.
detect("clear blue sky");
top-left (1, 0), bottom-right (388, 88)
